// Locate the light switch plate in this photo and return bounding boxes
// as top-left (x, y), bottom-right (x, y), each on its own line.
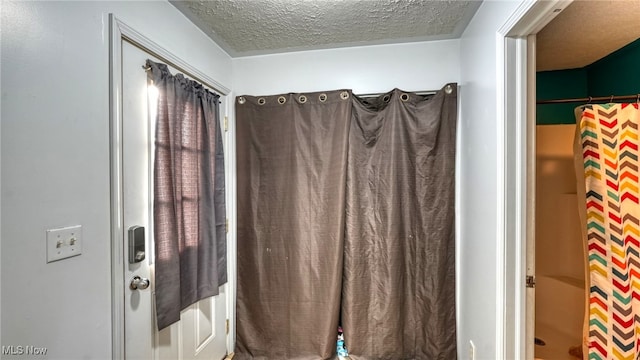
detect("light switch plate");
top-left (46, 225), bottom-right (82, 263)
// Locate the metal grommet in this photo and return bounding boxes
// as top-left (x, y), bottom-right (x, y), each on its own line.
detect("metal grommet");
top-left (400, 93), bottom-right (409, 102)
top-left (238, 96), bottom-right (246, 104)
top-left (382, 94), bottom-right (391, 102)
top-left (445, 85), bottom-right (453, 94)
top-left (258, 98), bottom-right (266, 105)
top-left (319, 93), bottom-right (327, 102)
top-left (340, 91), bottom-right (349, 100)
top-left (278, 96), bottom-right (286, 104)
top-left (299, 95), bottom-right (307, 103)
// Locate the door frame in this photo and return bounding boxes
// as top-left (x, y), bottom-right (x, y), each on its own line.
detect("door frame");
top-left (108, 15), bottom-right (234, 359)
top-left (496, 1), bottom-right (573, 359)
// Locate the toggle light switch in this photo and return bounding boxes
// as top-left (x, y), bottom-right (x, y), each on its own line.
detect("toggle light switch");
top-left (46, 225), bottom-right (82, 263)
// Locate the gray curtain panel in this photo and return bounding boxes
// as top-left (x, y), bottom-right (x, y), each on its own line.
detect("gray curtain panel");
top-left (147, 60), bottom-right (227, 331)
top-left (235, 90), bottom-right (352, 359)
top-left (343, 86), bottom-right (457, 359)
top-left (235, 85), bottom-right (457, 359)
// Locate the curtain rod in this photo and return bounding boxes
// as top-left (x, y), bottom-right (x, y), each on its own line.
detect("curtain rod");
top-left (142, 64), bottom-right (221, 95)
top-left (357, 84), bottom-right (454, 98)
top-left (357, 90), bottom-right (436, 98)
top-left (537, 94), bottom-right (640, 104)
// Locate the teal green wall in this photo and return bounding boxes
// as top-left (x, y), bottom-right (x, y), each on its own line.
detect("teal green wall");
top-left (536, 68), bottom-right (587, 125)
top-left (587, 39), bottom-right (640, 97)
top-left (537, 38), bottom-right (640, 124)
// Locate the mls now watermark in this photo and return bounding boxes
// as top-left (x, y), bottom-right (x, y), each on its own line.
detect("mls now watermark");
top-left (2, 345), bottom-right (48, 356)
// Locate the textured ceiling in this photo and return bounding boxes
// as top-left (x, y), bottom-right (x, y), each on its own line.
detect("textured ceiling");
top-left (170, 0), bottom-right (481, 57)
top-left (537, 0), bottom-right (640, 71)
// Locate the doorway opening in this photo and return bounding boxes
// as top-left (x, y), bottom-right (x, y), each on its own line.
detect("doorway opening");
top-left (533, 3), bottom-right (640, 359)
top-left (501, 1), bottom-right (640, 359)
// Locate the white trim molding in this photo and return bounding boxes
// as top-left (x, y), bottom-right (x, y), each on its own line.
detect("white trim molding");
top-left (225, 92), bottom-right (238, 354)
top-left (109, 14), bottom-right (126, 359)
top-left (496, 1), bottom-right (573, 359)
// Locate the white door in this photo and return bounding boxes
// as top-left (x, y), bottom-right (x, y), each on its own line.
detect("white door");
top-left (121, 39), bottom-right (228, 360)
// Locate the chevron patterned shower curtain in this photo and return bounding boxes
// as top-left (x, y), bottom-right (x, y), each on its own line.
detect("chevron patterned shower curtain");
top-left (577, 103), bottom-right (640, 360)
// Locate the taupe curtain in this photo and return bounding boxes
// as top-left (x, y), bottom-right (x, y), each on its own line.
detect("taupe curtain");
top-left (343, 87), bottom-right (457, 359)
top-left (235, 90), bottom-right (352, 359)
top-left (148, 60), bottom-right (227, 331)
top-left (236, 85), bottom-right (457, 359)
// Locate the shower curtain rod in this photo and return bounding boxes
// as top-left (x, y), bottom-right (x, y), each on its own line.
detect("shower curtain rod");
top-left (537, 94), bottom-right (640, 104)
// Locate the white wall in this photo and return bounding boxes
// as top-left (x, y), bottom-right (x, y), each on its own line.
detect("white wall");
top-left (233, 39), bottom-right (460, 95)
top-left (0, 2), bottom-right (232, 359)
top-left (458, 1), bottom-right (526, 359)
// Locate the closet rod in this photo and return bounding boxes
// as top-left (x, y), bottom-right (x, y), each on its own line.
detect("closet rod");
top-left (537, 94), bottom-right (640, 104)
